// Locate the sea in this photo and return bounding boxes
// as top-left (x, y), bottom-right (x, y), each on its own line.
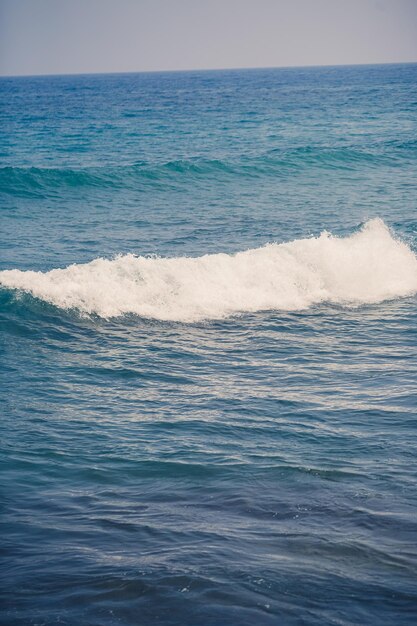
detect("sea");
top-left (1, 63), bottom-right (417, 626)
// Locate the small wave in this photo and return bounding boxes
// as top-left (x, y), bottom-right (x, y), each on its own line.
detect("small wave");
top-left (1, 219), bottom-right (417, 322)
top-left (0, 161), bottom-right (238, 198)
top-left (0, 165), bottom-right (108, 198)
top-left (0, 147), bottom-right (399, 197)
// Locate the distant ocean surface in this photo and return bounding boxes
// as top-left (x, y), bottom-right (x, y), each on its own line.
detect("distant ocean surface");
top-left (1, 64), bottom-right (417, 625)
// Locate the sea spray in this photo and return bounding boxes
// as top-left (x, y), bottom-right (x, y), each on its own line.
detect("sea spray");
top-left (1, 219), bottom-right (416, 322)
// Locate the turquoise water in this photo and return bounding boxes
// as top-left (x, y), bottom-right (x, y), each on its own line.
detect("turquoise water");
top-left (1, 64), bottom-right (417, 625)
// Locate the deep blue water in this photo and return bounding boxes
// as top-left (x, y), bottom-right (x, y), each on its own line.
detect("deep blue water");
top-left (1, 64), bottom-right (417, 625)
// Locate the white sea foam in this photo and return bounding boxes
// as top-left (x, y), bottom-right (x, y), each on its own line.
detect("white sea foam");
top-left (1, 219), bottom-right (417, 322)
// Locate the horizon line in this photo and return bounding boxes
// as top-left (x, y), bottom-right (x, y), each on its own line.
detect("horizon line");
top-left (1, 59), bottom-right (417, 80)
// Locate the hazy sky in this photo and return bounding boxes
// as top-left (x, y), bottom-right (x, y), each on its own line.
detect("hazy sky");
top-left (1, 0), bottom-right (417, 76)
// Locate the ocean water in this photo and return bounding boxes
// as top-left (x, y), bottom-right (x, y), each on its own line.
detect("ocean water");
top-left (1, 64), bottom-right (417, 625)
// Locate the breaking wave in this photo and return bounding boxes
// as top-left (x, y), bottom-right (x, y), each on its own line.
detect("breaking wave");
top-left (1, 219), bottom-right (417, 322)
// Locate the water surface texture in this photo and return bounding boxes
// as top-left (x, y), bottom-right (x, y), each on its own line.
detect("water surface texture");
top-left (1, 64), bottom-right (417, 625)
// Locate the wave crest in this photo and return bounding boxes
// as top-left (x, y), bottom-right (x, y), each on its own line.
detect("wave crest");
top-left (1, 219), bottom-right (416, 322)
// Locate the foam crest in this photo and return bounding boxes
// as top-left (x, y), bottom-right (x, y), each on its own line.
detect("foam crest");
top-left (1, 219), bottom-right (416, 322)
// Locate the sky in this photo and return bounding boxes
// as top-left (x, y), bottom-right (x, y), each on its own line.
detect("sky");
top-left (1, 0), bottom-right (417, 76)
